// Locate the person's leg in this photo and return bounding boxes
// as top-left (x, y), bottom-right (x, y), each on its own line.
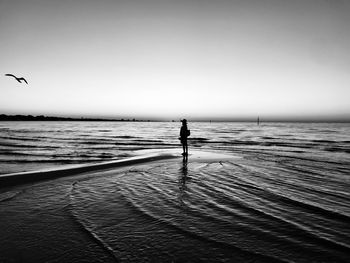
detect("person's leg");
top-left (182, 142), bottom-right (186, 155)
top-left (185, 140), bottom-right (188, 155)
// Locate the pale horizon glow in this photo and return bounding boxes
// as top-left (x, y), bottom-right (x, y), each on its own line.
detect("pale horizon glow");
top-left (1, 0), bottom-right (349, 121)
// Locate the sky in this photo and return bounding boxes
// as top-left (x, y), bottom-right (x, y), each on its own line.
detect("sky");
top-left (1, 0), bottom-right (349, 121)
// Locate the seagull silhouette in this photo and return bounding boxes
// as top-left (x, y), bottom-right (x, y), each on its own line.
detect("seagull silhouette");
top-left (5, 74), bottom-right (28, 84)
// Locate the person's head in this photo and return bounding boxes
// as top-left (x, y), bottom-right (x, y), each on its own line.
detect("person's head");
top-left (181, 119), bottom-right (187, 125)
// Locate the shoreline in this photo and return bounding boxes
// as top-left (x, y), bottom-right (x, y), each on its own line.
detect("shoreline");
top-left (0, 149), bottom-right (237, 187)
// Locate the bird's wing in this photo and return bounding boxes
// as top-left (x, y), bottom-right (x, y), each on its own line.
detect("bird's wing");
top-left (20, 78), bottom-right (28, 84)
top-left (5, 74), bottom-right (16, 78)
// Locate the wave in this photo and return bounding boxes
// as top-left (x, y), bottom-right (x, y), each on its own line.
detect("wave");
top-left (118, 174), bottom-right (309, 262)
top-left (0, 142), bottom-right (60, 149)
top-left (0, 158), bottom-right (107, 163)
top-left (115, 135), bottom-right (139, 139)
top-left (107, 157), bottom-right (350, 262)
top-left (222, 177), bottom-right (350, 250)
top-left (0, 136), bottom-right (43, 142)
top-left (67, 183), bottom-right (118, 261)
top-left (0, 190), bottom-right (22, 203)
top-left (325, 147), bottom-right (350, 154)
top-left (197, 174), bottom-right (349, 252)
top-left (121, 192), bottom-right (286, 262)
top-left (248, 150), bottom-right (349, 167)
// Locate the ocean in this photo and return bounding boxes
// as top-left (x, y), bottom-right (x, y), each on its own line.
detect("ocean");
top-left (0, 121), bottom-right (349, 262)
top-left (1, 121), bottom-right (349, 175)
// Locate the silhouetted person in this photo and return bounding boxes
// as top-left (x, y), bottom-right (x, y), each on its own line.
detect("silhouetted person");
top-left (179, 119), bottom-right (190, 156)
top-left (5, 74), bottom-right (28, 84)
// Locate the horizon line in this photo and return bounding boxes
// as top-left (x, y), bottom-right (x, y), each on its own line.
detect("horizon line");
top-left (1, 113), bottom-right (349, 123)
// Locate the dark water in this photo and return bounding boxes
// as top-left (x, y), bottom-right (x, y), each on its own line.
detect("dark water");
top-left (0, 121), bottom-right (349, 262)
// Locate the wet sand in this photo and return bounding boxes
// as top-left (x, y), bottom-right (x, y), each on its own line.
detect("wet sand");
top-left (0, 150), bottom-right (248, 263)
top-left (1, 149), bottom-right (348, 262)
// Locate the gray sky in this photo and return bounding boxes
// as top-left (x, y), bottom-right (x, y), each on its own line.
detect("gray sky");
top-left (1, 0), bottom-right (349, 120)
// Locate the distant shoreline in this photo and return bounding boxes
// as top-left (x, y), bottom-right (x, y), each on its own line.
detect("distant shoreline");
top-left (0, 114), bottom-right (148, 122)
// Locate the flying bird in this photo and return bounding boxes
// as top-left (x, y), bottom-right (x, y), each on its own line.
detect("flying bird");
top-left (5, 74), bottom-right (28, 84)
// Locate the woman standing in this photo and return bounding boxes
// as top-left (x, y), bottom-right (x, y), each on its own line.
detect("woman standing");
top-left (179, 119), bottom-right (190, 156)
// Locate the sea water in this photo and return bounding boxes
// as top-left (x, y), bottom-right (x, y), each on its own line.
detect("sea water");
top-left (0, 121), bottom-right (349, 262)
top-left (1, 121), bottom-right (349, 174)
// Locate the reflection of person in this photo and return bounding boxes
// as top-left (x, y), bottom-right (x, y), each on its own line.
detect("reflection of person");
top-left (179, 119), bottom-right (190, 156)
top-left (182, 156), bottom-right (188, 175)
top-left (178, 157), bottom-right (188, 205)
